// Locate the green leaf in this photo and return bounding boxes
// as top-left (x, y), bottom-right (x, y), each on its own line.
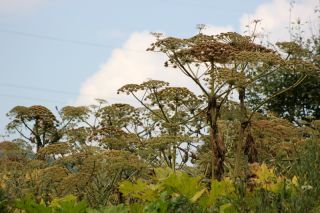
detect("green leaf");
top-left (190, 188), bottom-right (207, 203)
top-left (162, 171), bottom-right (203, 199)
top-left (87, 204), bottom-right (127, 213)
top-left (15, 197), bottom-right (52, 213)
top-left (200, 178), bottom-right (235, 208)
top-left (119, 180), bottom-right (158, 202)
top-left (219, 203), bottom-right (236, 213)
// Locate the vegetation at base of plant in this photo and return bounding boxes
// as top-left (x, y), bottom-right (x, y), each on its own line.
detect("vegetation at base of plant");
top-left (11, 155), bottom-right (320, 212)
top-left (0, 188), bottom-right (9, 213)
top-left (0, 11), bottom-right (320, 213)
top-left (15, 195), bottom-right (87, 213)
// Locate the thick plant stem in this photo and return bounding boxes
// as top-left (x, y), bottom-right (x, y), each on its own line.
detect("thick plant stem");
top-left (244, 130), bottom-right (258, 163)
top-left (207, 96), bottom-right (225, 180)
top-left (234, 87), bottom-right (249, 178)
top-left (173, 145), bottom-right (176, 172)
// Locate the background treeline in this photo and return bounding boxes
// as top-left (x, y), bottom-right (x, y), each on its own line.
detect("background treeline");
top-left (0, 23), bottom-right (320, 212)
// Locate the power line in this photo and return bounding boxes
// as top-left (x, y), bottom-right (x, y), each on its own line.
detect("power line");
top-left (0, 29), bottom-right (113, 48)
top-left (0, 92), bottom-right (126, 105)
top-left (0, 93), bottom-right (66, 105)
top-left (0, 82), bottom-right (93, 98)
top-left (0, 82), bottom-right (127, 102)
top-left (0, 29), bottom-right (147, 53)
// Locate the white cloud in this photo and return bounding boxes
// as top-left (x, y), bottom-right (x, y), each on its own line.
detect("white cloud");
top-left (76, 32), bottom-right (196, 105)
top-left (0, 0), bottom-right (47, 15)
top-left (77, 0), bottom-right (318, 106)
top-left (76, 25), bottom-right (239, 106)
top-left (240, 0), bottom-right (319, 42)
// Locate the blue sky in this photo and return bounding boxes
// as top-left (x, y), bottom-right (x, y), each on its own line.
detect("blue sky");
top-left (0, 0), bottom-right (317, 138)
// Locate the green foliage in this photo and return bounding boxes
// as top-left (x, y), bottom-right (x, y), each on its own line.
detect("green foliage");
top-left (120, 179), bottom-right (158, 202)
top-left (287, 138), bottom-right (320, 210)
top-left (117, 162), bottom-right (320, 212)
top-left (162, 171), bottom-right (203, 199)
top-left (144, 193), bottom-right (201, 213)
top-left (248, 36), bottom-right (320, 124)
top-left (199, 178), bottom-right (235, 209)
top-left (50, 195), bottom-right (88, 213)
top-left (119, 168), bottom-right (238, 212)
top-left (15, 195), bottom-right (87, 213)
top-left (120, 168), bottom-right (204, 202)
top-left (16, 197), bottom-right (52, 213)
top-left (87, 204), bottom-right (128, 213)
top-left (0, 188), bottom-right (9, 213)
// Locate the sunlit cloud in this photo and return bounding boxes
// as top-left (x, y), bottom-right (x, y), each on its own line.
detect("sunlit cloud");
top-left (76, 31), bottom-right (195, 105)
top-left (76, 23), bottom-right (238, 106)
top-left (77, 0), bottom-right (318, 106)
top-left (240, 0), bottom-right (319, 42)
